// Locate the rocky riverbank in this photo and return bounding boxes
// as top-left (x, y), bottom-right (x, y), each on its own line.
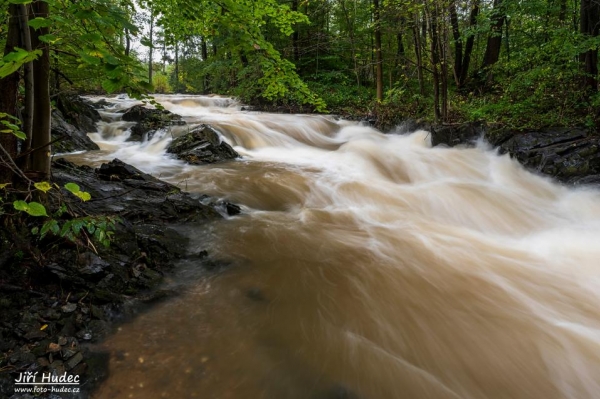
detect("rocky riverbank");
top-left (426, 122), bottom-right (600, 185)
top-left (0, 95), bottom-right (241, 399)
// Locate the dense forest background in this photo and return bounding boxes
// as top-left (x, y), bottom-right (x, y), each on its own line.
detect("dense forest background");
top-left (1, 0), bottom-right (600, 182)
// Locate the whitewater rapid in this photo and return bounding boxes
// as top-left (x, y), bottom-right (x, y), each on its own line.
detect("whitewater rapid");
top-left (74, 95), bottom-right (600, 399)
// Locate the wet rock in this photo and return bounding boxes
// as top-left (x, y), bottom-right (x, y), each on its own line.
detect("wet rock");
top-left (65, 351), bottom-right (84, 370)
top-left (122, 104), bottom-right (185, 141)
top-left (428, 122), bottom-right (600, 184)
top-left (47, 342), bottom-right (61, 353)
top-left (216, 200), bottom-right (242, 216)
top-left (37, 356), bottom-right (50, 367)
top-left (48, 359), bottom-right (66, 376)
top-left (23, 327), bottom-right (47, 341)
top-left (61, 303), bottom-right (77, 314)
top-left (430, 122), bottom-right (487, 147)
top-left (51, 109), bottom-right (100, 154)
top-left (76, 329), bottom-right (93, 341)
top-left (9, 348), bottom-right (36, 367)
top-left (166, 124), bottom-right (239, 165)
top-left (77, 252), bottom-right (110, 277)
top-left (89, 98), bottom-right (111, 109)
top-left (96, 158), bottom-right (168, 184)
top-left (61, 347), bottom-right (77, 359)
top-left (57, 92), bottom-right (102, 133)
top-left (53, 158), bottom-right (224, 224)
top-left (498, 128), bottom-right (600, 183)
top-left (40, 308), bottom-right (61, 321)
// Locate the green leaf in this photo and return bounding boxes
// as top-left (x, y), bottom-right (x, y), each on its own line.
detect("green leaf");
top-left (8, 0), bottom-right (33, 4)
top-left (28, 17), bottom-right (52, 29)
top-left (71, 219), bottom-right (84, 235)
top-left (31, 226), bottom-right (39, 235)
top-left (40, 220), bottom-right (57, 238)
top-left (34, 181), bottom-right (52, 193)
top-left (50, 220), bottom-right (60, 235)
top-left (86, 223), bottom-right (96, 234)
top-left (0, 183), bottom-right (10, 189)
top-left (13, 200), bottom-right (28, 211)
top-left (80, 53), bottom-right (101, 66)
top-left (38, 34), bottom-right (59, 44)
top-left (26, 202), bottom-right (48, 217)
top-left (74, 191), bottom-right (91, 201)
top-left (64, 182), bottom-right (80, 193)
top-left (60, 220), bottom-right (71, 237)
top-left (14, 200), bottom-right (47, 216)
top-left (102, 78), bottom-right (124, 93)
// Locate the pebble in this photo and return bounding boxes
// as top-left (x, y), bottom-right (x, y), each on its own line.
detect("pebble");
top-left (61, 303), bottom-right (77, 313)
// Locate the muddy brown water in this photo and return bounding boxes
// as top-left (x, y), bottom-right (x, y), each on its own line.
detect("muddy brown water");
top-left (66, 95), bottom-right (600, 398)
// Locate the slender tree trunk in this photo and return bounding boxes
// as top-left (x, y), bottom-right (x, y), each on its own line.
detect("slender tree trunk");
top-left (148, 10), bottom-right (154, 85)
top-left (292, 0), bottom-right (300, 63)
top-left (580, 0), bottom-right (600, 92)
top-left (201, 37), bottom-right (208, 60)
top-left (413, 13), bottom-right (425, 96)
top-left (30, 0), bottom-right (51, 179)
top-left (174, 43), bottom-right (179, 92)
top-left (460, 0), bottom-right (480, 86)
top-left (18, 4), bottom-right (33, 171)
top-left (162, 36), bottom-right (166, 74)
top-left (339, 0), bottom-right (361, 88)
top-left (428, 5), bottom-right (441, 121)
top-left (0, 4), bottom-right (21, 183)
top-left (449, 1), bottom-right (463, 86)
top-left (559, 0), bottom-right (567, 22)
top-left (480, 0), bottom-right (505, 86)
top-left (373, 0), bottom-right (383, 101)
top-left (125, 28), bottom-right (131, 56)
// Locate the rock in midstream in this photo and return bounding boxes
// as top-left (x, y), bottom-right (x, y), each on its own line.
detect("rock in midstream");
top-left (166, 124), bottom-right (239, 165)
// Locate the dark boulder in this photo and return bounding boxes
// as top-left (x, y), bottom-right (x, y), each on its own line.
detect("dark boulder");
top-left (56, 92), bottom-right (102, 133)
top-left (53, 158), bottom-right (223, 222)
top-left (166, 124), bottom-right (239, 165)
top-left (51, 110), bottom-right (100, 154)
top-left (426, 121), bottom-right (600, 184)
top-left (430, 122), bottom-right (492, 147)
top-left (121, 105), bottom-right (186, 141)
top-left (498, 128), bottom-right (600, 183)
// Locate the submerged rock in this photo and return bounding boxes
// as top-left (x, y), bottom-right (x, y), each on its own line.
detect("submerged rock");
top-left (167, 124), bottom-right (239, 165)
top-left (122, 104), bottom-right (185, 141)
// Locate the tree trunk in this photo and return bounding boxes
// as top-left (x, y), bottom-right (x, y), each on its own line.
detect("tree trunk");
top-left (428, 5), bottom-right (441, 121)
top-left (449, 1), bottom-right (463, 86)
top-left (460, 0), bottom-right (480, 86)
top-left (339, 0), bottom-right (361, 88)
top-left (580, 0), bottom-right (600, 92)
top-left (0, 4), bottom-right (21, 184)
top-left (18, 4), bottom-right (33, 171)
top-left (174, 43), bottom-right (179, 92)
top-left (373, 0), bottom-right (383, 101)
top-left (480, 0), bottom-right (505, 85)
top-left (412, 13), bottom-right (425, 96)
top-left (125, 28), bottom-right (131, 56)
top-left (292, 0), bottom-right (300, 63)
top-left (148, 10), bottom-right (154, 85)
top-left (30, 0), bottom-right (51, 179)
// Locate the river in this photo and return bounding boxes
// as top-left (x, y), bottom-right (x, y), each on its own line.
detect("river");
top-left (70, 95), bottom-right (600, 398)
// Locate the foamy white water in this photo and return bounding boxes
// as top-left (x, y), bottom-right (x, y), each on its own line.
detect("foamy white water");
top-left (74, 95), bottom-right (600, 399)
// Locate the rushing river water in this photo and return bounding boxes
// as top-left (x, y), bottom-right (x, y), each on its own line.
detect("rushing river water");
top-left (70, 95), bottom-right (600, 398)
